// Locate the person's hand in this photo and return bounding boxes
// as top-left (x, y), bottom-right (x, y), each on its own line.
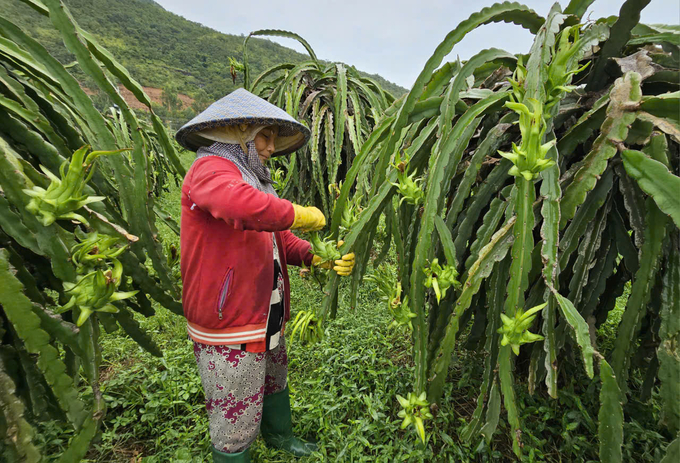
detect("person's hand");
top-left (291, 204), bottom-right (326, 232)
top-left (312, 240), bottom-right (355, 276)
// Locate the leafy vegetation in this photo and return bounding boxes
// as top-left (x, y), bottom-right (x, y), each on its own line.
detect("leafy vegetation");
top-left (311, 1), bottom-right (680, 460)
top-left (242, 30), bottom-right (395, 220)
top-left (0, 0), bottom-right (185, 460)
top-left (27, 241), bottom-right (675, 461)
top-left (1, 0), bottom-right (679, 461)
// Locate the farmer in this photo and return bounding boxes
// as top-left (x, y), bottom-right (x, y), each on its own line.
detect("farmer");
top-left (175, 88), bottom-right (355, 462)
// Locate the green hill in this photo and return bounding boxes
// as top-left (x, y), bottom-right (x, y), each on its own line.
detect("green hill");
top-left (2, 0), bottom-right (406, 110)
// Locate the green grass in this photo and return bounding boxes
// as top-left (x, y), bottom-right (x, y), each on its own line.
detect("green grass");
top-left (596, 281), bottom-right (631, 356)
top-left (64, 271), bottom-right (668, 463)
top-left (63, 273), bottom-right (668, 462)
top-left (84, 271), bottom-right (445, 462)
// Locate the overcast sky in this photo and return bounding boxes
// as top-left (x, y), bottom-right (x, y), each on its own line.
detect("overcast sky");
top-left (155, 0), bottom-right (679, 89)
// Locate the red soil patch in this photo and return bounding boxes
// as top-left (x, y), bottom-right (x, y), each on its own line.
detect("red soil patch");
top-left (119, 85), bottom-right (195, 111)
top-left (81, 84), bottom-right (194, 112)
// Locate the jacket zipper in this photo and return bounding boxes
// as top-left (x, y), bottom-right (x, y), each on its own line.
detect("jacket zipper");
top-left (217, 268), bottom-right (233, 320)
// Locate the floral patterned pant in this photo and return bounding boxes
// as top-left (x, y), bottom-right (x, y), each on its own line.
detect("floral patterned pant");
top-left (193, 337), bottom-right (288, 453)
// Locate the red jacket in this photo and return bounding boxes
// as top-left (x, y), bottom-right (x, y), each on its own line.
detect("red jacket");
top-left (180, 156), bottom-right (313, 346)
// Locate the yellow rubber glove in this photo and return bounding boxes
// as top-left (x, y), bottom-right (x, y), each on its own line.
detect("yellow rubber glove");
top-left (291, 204), bottom-right (326, 232)
top-left (311, 241), bottom-right (355, 276)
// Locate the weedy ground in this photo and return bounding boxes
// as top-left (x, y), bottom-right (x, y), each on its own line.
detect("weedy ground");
top-left (34, 151), bottom-right (669, 462)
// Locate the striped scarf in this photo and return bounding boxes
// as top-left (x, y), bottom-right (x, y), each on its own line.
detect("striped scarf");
top-left (196, 141), bottom-right (278, 197)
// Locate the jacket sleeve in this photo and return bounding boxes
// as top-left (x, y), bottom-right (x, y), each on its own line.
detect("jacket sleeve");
top-left (281, 230), bottom-right (313, 267)
top-left (188, 157), bottom-right (295, 232)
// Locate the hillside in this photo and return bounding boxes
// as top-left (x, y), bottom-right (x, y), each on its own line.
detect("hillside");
top-left (1, 0), bottom-right (406, 108)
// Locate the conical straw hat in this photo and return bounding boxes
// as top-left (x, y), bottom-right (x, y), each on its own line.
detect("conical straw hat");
top-left (175, 88), bottom-right (310, 156)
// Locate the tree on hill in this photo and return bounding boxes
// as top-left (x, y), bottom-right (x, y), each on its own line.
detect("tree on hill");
top-left (161, 83), bottom-right (182, 113)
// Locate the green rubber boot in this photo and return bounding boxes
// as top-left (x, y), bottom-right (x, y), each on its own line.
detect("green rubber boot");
top-left (260, 386), bottom-right (318, 457)
top-left (211, 446), bottom-right (251, 463)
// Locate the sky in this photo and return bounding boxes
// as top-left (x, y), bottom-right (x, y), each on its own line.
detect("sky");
top-left (154, 0), bottom-right (679, 89)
